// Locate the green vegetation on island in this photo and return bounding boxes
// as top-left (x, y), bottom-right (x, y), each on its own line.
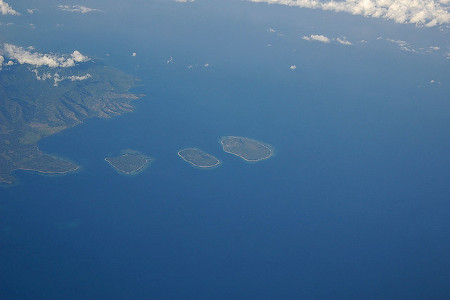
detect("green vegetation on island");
top-left (0, 62), bottom-right (142, 184)
top-left (105, 150), bottom-right (153, 175)
top-left (220, 136), bottom-right (273, 161)
top-left (178, 148), bottom-right (221, 168)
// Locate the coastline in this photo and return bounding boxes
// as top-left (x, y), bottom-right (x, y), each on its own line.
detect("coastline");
top-left (220, 136), bottom-right (274, 162)
top-left (15, 165), bottom-right (80, 175)
top-left (221, 148), bottom-right (272, 162)
top-left (0, 62), bottom-right (143, 185)
top-left (177, 150), bottom-right (221, 168)
top-left (104, 156), bottom-right (153, 175)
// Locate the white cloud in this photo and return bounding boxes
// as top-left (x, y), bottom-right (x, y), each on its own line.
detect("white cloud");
top-left (249, 0), bottom-right (450, 27)
top-left (27, 8), bottom-right (39, 14)
top-left (3, 44), bottom-right (90, 68)
top-left (31, 69), bottom-right (91, 86)
top-left (57, 5), bottom-right (101, 13)
top-left (302, 34), bottom-right (331, 43)
top-left (167, 56), bottom-right (174, 64)
top-left (53, 74), bottom-right (64, 86)
top-left (386, 38), bottom-right (417, 52)
top-left (302, 34), bottom-right (354, 45)
top-left (31, 69), bottom-right (53, 81)
top-left (204, 63), bottom-right (209, 67)
top-left (423, 45), bottom-right (441, 52)
top-left (268, 27), bottom-right (276, 32)
top-left (132, 52), bottom-right (137, 57)
top-left (175, 0), bottom-right (195, 2)
top-left (379, 37), bottom-right (443, 54)
top-left (0, 0), bottom-right (20, 15)
top-left (336, 37), bottom-right (352, 45)
top-left (70, 50), bottom-right (89, 63)
top-left (68, 73), bottom-right (91, 81)
top-left (0, 55), bottom-right (13, 70)
top-left (290, 65), bottom-right (297, 70)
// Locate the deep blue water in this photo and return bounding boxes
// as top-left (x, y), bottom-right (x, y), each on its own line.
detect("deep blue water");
top-left (1, 0), bottom-right (450, 299)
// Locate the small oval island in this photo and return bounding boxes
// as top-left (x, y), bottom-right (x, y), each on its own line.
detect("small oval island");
top-left (178, 148), bottom-right (221, 168)
top-left (105, 150), bottom-right (153, 175)
top-left (220, 136), bottom-right (273, 162)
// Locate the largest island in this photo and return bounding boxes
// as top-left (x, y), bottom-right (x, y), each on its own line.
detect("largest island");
top-left (0, 61), bottom-right (142, 184)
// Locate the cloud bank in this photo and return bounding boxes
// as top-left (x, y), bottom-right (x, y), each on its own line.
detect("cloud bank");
top-left (250, 0), bottom-right (450, 27)
top-left (3, 44), bottom-right (90, 68)
top-left (57, 5), bottom-right (101, 13)
top-left (0, 44), bottom-right (93, 87)
top-left (0, 0), bottom-right (20, 15)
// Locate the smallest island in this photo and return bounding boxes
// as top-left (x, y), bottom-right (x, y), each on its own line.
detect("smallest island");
top-left (105, 150), bottom-right (153, 175)
top-left (178, 148), bottom-right (221, 168)
top-left (220, 136), bottom-right (273, 162)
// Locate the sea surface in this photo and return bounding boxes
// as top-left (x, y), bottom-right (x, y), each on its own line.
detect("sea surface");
top-left (1, 0), bottom-right (450, 298)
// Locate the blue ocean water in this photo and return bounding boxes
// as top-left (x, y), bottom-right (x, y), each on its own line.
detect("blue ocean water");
top-left (1, 1), bottom-right (450, 299)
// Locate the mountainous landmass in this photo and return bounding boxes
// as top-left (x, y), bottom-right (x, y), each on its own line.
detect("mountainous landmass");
top-left (0, 61), bottom-right (142, 184)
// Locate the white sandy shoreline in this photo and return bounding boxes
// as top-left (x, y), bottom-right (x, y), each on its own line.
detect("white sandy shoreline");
top-left (104, 153), bottom-right (152, 175)
top-left (15, 165), bottom-right (80, 175)
top-left (220, 136), bottom-right (273, 161)
top-left (178, 149), bottom-right (221, 168)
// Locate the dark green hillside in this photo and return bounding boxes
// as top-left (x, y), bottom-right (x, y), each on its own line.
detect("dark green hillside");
top-left (0, 62), bottom-right (141, 184)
